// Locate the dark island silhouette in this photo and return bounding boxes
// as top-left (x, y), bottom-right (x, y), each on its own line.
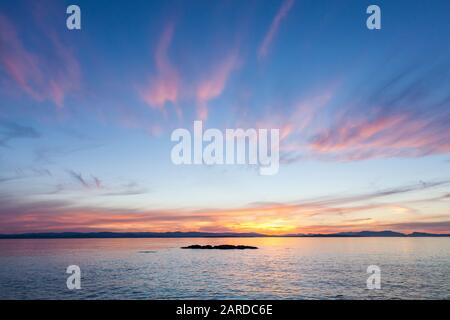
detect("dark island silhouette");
top-left (0, 230), bottom-right (449, 239)
top-left (181, 244), bottom-right (258, 250)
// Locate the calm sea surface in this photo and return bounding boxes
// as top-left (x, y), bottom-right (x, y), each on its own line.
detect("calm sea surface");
top-left (0, 237), bottom-right (449, 299)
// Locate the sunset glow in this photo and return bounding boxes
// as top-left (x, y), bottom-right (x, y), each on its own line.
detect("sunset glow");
top-left (1, 0), bottom-right (449, 235)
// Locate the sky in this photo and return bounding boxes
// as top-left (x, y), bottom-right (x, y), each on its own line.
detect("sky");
top-left (0, 0), bottom-right (449, 234)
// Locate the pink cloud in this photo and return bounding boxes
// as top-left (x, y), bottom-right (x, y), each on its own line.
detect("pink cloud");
top-left (258, 0), bottom-right (295, 60)
top-left (0, 14), bottom-right (81, 108)
top-left (250, 84), bottom-right (337, 151)
top-left (140, 23), bottom-right (179, 111)
top-left (196, 52), bottom-right (239, 120)
top-left (309, 113), bottom-right (450, 160)
top-left (1, 179), bottom-right (448, 234)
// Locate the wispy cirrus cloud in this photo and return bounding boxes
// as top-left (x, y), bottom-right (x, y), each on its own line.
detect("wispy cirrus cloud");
top-left (65, 170), bottom-right (147, 195)
top-left (0, 14), bottom-right (81, 108)
top-left (34, 144), bottom-right (103, 164)
top-left (292, 180), bottom-right (450, 209)
top-left (140, 23), bottom-right (179, 112)
top-left (308, 67), bottom-right (450, 161)
top-left (138, 21), bottom-right (242, 121)
top-left (258, 0), bottom-right (295, 60)
top-left (277, 63), bottom-right (450, 163)
top-left (67, 170), bottom-right (90, 188)
top-left (91, 175), bottom-right (102, 189)
top-left (0, 121), bottom-right (40, 147)
top-left (1, 179), bottom-right (448, 234)
top-left (0, 167), bottom-right (51, 183)
top-left (196, 51), bottom-right (240, 120)
top-left (67, 170), bottom-right (104, 190)
top-left (238, 83), bottom-right (338, 163)
top-left (100, 181), bottom-right (148, 196)
top-left (310, 116), bottom-right (449, 161)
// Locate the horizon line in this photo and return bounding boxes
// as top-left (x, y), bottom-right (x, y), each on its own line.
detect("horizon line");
top-left (1, 230), bottom-right (450, 239)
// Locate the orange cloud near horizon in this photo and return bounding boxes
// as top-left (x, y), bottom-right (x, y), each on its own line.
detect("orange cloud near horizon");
top-left (1, 194), bottom-right (448, 235)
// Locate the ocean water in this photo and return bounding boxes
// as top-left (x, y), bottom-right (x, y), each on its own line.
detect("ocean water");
top-left (0, 237), bottom-right (449, 299)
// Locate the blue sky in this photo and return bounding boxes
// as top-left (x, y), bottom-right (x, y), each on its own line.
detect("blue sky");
top-left (0, 0), bottom-right (449, 234)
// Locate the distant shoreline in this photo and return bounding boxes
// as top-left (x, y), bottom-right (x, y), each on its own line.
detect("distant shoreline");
top-left (0, 230), bottom-right (449, 239)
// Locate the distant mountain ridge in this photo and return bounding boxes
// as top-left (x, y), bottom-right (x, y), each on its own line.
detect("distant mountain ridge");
top-left (0, 230), bottom-right (449, 239)
top-left (285, 230), bottom-right (406, 237)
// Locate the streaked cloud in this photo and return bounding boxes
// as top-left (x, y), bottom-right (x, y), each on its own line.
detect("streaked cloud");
top-left (1, 179), bottom-right (448, 234)
top-left (92, 175), bottom-right (102, 189)
top-left (100, 182), bottom-right (148, 196)
top-left (258, 0), bottom-right (295, 60)
top-left (67, 170), bottom-right (90, 188)
top-left (34, 144), bottom-right (103, 164)
top-left (309, 112), bottom-right (450, 160)
top-left (280, 64), bottom-right (450, 162)
top-left (140, 23), bottom-right (179, 112)
top-left (0, 121), bottom-right (40, 147)
top-left (0, 14), bottom-right (81, 107)
top-left (67, 170), bottom-right (104, 190)
top-left (196, 51), bottom-right (240, 120)
top-left (0, 167), bottom-right (51, 183)
top-left (0, 1), bottom-right (449, 236)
